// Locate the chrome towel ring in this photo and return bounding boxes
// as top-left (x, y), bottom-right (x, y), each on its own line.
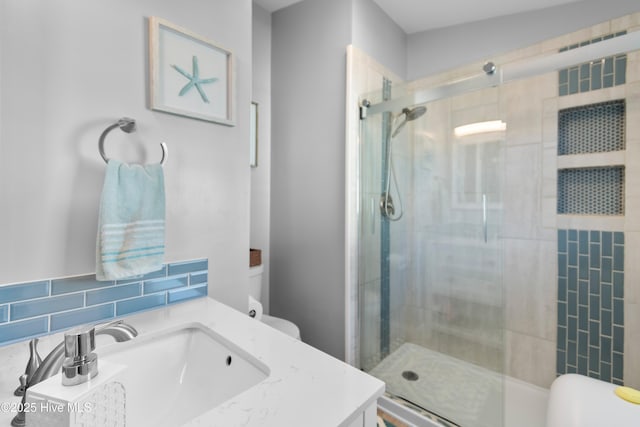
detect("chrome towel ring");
top-left (98, 117), bottom-right (167, 165)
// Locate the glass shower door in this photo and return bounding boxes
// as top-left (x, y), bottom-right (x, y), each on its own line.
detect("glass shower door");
top-left (358, 86), bottom-right (505, 427)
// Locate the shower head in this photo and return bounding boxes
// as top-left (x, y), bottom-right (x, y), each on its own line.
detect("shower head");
top-left (391, 106), bottom-right (427, 138)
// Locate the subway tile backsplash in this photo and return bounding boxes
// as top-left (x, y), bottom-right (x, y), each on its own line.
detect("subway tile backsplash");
top-left (0, 259), bottom-right (208, 346)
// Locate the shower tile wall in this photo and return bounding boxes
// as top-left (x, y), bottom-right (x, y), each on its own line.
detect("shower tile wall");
top-left (556, 230), bottom-right (624, 383)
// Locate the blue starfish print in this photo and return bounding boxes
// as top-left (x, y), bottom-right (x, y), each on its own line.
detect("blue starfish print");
top-left (171, 56), bottom-right (218, 103)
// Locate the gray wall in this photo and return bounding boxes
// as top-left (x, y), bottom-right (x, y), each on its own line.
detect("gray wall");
top-left (0, 0), bottom-right (252, 310)
top-left (270, 0), bottom-right (404, 359)
top-left (407, 0), bottom-right (640, 80)
top-left (271, 0), bottom-right (352, 359)
top-left (251, 4), bottom-right (272, 311)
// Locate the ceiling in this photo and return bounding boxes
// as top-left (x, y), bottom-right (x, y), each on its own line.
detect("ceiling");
top-left (253, 0), bottom-right (585, 34)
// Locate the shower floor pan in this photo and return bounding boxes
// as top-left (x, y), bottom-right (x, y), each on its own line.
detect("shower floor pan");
top-left (369, 343), bottom-right (548, 427)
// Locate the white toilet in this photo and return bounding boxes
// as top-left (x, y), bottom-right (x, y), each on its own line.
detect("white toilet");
top-left (248, 264), bottom-right (301, 340)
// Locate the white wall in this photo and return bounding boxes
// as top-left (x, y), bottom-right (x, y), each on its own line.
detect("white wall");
top-left (407, 0), bottom-right (640, 80)
top-left (0, 0), bottom-right (252, 311)
top-left (251, 4), bottom-right (272, 312)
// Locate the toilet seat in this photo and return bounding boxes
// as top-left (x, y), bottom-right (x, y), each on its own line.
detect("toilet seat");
top-left (262, 314), bottom-right (301, 340)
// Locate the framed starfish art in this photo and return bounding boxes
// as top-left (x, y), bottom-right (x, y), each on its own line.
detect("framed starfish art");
top-left (149, 16), bottom-right (235, 125)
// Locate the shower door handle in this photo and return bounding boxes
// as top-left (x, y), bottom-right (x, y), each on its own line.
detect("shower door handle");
top-left (482, 193), bottom-right (488, 243)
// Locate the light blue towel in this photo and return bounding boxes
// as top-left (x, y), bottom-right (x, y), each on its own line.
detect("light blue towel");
top-left (96, 160), bottom-right (165, 281)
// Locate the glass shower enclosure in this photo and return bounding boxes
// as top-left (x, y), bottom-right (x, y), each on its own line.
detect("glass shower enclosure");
top-left (358, 81), bottom-right (506, 427)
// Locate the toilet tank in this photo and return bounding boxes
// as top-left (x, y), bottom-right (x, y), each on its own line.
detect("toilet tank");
top-left (248, 264), bottom-right (264, 301)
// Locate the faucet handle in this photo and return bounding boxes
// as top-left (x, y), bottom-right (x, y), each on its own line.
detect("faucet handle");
top-left (64, 326), bottom-right (96, 359)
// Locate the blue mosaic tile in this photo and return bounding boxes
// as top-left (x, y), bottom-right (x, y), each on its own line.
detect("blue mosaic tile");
top-left (86, 283), bottom-right (141, 306)
top-left (0, 317), bottom-right (48, 344)
top-left (557, 167), bottom-right (625, 215)
top-left (116, 266), bottom-right (167, 284)
top-left (0, 281), bottom-right (49, 304)
top-left (11, 294), bottom-right (84, 321)
top-left (0, 305), bottom-right (8, 323)
top-left (143, 276), bottom-right (188, 295)
top-left (189, 272), bottom-right (208, 286)
top-left (116, 293), bottom-right (166, 316)
top-left (167, 259), bottom-right (208, 276)
top-left (50, 304), bottom-right (114, 331)
top-left (168, 285), bottom-right (207, 304)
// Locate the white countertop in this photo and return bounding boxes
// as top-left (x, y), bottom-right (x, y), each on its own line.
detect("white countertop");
top-left (0, 297), bottom-right (384, 426)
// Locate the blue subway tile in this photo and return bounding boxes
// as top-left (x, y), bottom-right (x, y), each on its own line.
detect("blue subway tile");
top-left (589, 346), bottom-right (600, 372)
top-left (615, 57), bottom-right (626, 85)
top-left (557, 349), bottom-right (566, 375)
top-left (578, 306), bottom-right (588, 330)
top-left (601, 310), bottom-right (612, 336)
top-left (579, 256), bottom-right (589, 280)
top-left (601, 336), bottom-right (612, 363)
top-left (50, 304), bottom-right (114, 331)
top-left (558, 302), bottom-right (567, 327)
top-left (568, 242), bottom-right (578, 266)
top-left (567, 340), bottom-right (577, 366)
top-left (559, 69), bottom-right (568, 85)
top-left (601, 284), bottom-right (612, 310)
top-left (577, 356), bottom-right (588, 375)
top-left (86, 283), bottom-right (141, 306)
top-left (11, 294), bottom-right (84, 321)
top-left (558, 230), bottom-right (568, 252)
top-left (578, 231), bottom-right (589, 254)
top-left (580, 63), bottom-right (590, 79)
top-left (116, 266), bottom-right (167, 284)
top-left (589, 321), bottom-right (599, 346)
top-left (578, 331), bottom-right (588, 356)
top-left (578, 281), bottom-right (588, 306)
top-left (613, 245), bottom-right (624, 272)
top-left (613, 378), bottom-right (624, 386)
top-left (589, 270), bottom-right (600, 295)
top-left (0, 317), bottom-right (48, 345)
top-left (613, 299), bottom-right (624, 325)
top-left (168, 285), bottom-right (207, 304)
top-left (143, 276), bottom-right (188, 295)
top-left (613, 272), bottom-right (624, 298)
top-left (568, 229), bottom-right (578, 242)
top-left (168, 259), bottom-right (208, 276)
top-left (567, 365), bottom-right (577, 374)
top-left (614, 232), bottom-right (624, 245)
top-left (600, 362), bottom-right (612, 382)
top-left (568, 292), bottom-right (577, 316)
top-left (590, 231), bottom-right (600, 243)
top-left (603, 74), bottom-right (614, 88)
top-left (601, 257), bottom-right (613, 283)
top-left (602, 232), bottom-right (612, 257)
top-left (189, 272), bottom-right (208, 286)
top-left (558, 254), bottom-right (567, 278)
top-left (603, 57), bottom-right (614, 74)
top-left (557, 326), bottom-right (567, 351)
top-left (568, 267), bottom-right (578, 291)
top-left (613, 326), bottom-right (624, 353)
top-left (590, 244), bottom-right (600, 269)
top-left (116, 293), bottom-right (166, 316)
top-left (591, 62), bottom-right (602, 90)
top-left (559, 84), bottom-right (568, 97)
top-left (589, 295), bottom-right (600, 320)
top-left (612, 352), bottom-right (624, 381)
top-left (558, 278), bottom-right (568, 302)
top-left (0, 305), bottom-right (8, 323)
top-left (569, 68), bottom-right (579, 94)
top-left (52, 275), bottom-right (112, 295)
top-left (568, 316), bottom-right (577, 341)
top-left (0, 281), bottom-right (49, 304)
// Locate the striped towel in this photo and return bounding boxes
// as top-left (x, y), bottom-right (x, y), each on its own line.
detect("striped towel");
top-left (96, 160), bottom-right (165, 281)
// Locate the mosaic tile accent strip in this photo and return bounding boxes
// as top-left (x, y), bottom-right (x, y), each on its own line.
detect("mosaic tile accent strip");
top-left (558, 100), bottom-right (625, 155)
top-left (558, 32), bottom-right (627, 97)
top-left (557, 230), bottom-right (624, 384)
top-left (557, 167), bottom-right (625, 215)
top-left (380, 76), bottom-right (392, 358)
top-left (0, 259), bottom-right (208, 346)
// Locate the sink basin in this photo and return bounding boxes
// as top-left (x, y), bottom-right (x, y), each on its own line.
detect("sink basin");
top-left (98, 323), bottom-right (270, 427)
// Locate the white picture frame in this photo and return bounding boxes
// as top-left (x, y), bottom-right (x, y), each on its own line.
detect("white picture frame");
top-left (149, 16), bottom-right (235, 126)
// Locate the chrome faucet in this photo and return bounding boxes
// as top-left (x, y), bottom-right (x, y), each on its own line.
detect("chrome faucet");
top-left (11, 320), bottom-right (138, 427)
